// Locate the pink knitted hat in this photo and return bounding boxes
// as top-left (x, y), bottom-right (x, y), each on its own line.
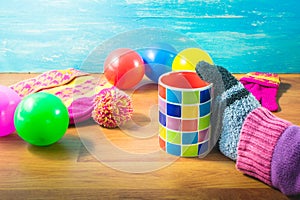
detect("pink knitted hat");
top-left (10, 69), bottom-right (133, 127)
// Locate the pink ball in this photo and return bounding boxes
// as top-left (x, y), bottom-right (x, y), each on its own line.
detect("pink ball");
top-left (0, 85), bottom-right (21, 137)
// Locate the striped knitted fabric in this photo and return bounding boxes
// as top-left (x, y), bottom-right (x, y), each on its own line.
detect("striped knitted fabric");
top-left (241, 72), bottom-right (280, 86)
top-left (196, 61), bottom-right (260, 160)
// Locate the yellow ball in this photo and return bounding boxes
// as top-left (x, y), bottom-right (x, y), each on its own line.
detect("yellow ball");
top-left (172, 48), bottom-right (213, 71)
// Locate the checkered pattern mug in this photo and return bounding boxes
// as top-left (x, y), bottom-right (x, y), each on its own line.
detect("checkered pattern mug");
top-left (158, 71), bottom-right (213, 157)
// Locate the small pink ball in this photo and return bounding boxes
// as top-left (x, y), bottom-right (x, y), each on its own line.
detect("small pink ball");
top-left (0, 85), bottom-right (21, 137)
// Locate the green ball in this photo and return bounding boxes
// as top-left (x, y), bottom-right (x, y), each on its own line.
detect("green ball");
top-left (14, 92), bottom-right (69, 146)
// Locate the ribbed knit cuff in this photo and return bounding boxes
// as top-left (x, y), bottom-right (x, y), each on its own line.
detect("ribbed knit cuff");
top-left (236, 107), bottom-right (292, 185)
top-left (240, 72), bottom-right (280, 88)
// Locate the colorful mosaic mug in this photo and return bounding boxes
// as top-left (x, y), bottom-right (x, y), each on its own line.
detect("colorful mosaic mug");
top-left (158, 71), bottom-right (213, 157)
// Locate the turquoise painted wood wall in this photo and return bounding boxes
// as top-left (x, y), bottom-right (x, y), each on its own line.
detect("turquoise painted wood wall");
top-left (0, 0), bottom-right (299, 73)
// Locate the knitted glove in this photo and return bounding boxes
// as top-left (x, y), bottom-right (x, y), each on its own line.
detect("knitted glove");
top-left (237, 107), bottom-right (299, 196)
top-left (195, 61), bottom-right (260, 160)
top-left (240, 72), bottom-right (280, 112)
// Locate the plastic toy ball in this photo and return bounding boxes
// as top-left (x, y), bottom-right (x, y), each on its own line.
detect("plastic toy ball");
top-left (138, 43), bottom-right (177, 83)
top-left (0, 85), bottom-right (21, 137)
top-left (172, 48), bottom-right (213, 71)
top-left (14, 92), bottom-right (69, 146)
top-left (104, 48), bottom-right (145, 90)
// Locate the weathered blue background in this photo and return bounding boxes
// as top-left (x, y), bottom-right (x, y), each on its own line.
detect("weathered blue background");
top-left (0, 0), bottom-right (299, 73)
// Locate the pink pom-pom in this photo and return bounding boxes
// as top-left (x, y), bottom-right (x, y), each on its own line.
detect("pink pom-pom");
top-left (92, 87), bottom-right (133, 128)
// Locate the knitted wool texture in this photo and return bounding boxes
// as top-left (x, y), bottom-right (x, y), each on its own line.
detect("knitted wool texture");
top-left (240, 72), bottom-right (280, 112)
top-left (196, 61), bottom-right (260, 160)
top-left (236, 107), bottom-right (292, 185)
top-left (196, 62), bottom-right (300, 195)
top-left (236, 107), bottom-right (300, 196)
top-left (271, 125), bottom-right (300, 196)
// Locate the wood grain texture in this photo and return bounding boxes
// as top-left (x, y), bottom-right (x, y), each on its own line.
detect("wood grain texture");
top-left (0, 73), bottom-right (299, 199)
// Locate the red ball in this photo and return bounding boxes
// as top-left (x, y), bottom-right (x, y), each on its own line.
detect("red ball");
top-left (104, 48), bottom-right (145, 90)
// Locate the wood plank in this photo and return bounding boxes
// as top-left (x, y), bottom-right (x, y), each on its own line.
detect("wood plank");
top-left (0, 189), bottom-right (290, 200)
top-left (0, 73), bottom-right (299, 199)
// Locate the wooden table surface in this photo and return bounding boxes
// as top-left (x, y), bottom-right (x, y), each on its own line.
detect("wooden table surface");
top-left (0, 73), bottom-right (299, 200)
